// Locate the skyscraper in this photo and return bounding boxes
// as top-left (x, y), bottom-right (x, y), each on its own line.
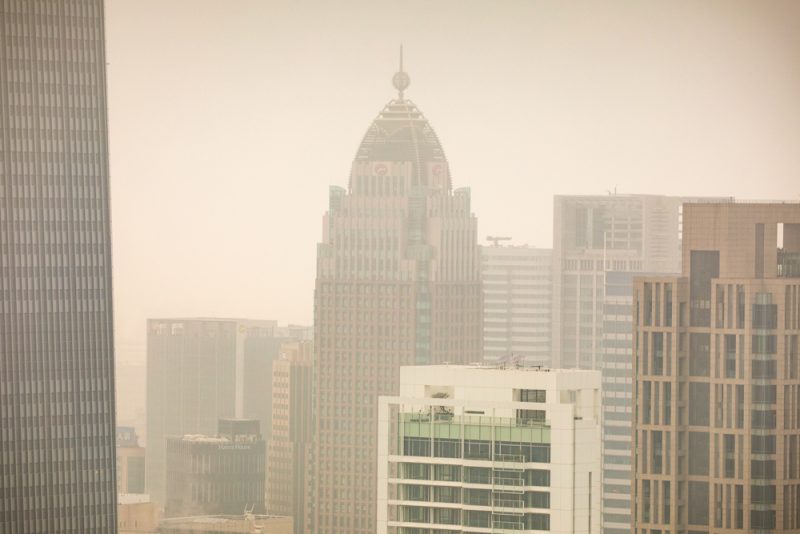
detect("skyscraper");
top-left (267, 341), bottom-right (313, 533)
top-left (481, 243), bottom-right (552, 366)
top-left (550, 194), bottom-right (724, 533)
top-left (552, 194), bottom-right (715, 370)
top-left (0, 1), bottom-right (117, 532)
top-left (632, 203), bottom-right (800, 532)
top-left (310, 53), bottom-right (483, 533)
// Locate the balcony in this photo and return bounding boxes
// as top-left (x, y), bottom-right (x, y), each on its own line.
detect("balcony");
top-left (399, 413), bottom-right (551, 444)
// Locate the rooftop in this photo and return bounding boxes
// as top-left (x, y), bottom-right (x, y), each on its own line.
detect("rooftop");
top-left (118, 493), bottom-right (151, 505)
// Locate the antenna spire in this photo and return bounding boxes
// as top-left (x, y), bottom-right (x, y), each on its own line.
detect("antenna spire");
top-left (392, 45), bottom-right (410, 100)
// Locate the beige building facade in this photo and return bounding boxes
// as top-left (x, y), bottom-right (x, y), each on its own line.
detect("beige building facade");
top-left (267, 341), bottom-right (313, 533)
top-left (118, 495), bottom-right (159, 533)
top-left (632, 203), bottom-right (800, 532)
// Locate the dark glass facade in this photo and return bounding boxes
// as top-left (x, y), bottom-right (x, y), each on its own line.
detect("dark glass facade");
top-left (0, 1), bottom-right (117, 532)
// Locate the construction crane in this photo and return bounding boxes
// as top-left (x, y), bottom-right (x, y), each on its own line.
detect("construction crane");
top-left (486, 236), bottom-right (512, 247)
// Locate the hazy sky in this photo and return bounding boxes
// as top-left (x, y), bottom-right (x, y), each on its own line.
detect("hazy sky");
top-left (106, 0), bottom-right (800, 362)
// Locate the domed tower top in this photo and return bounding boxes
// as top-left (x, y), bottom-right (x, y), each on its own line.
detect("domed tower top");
top-left (352, 46), bottom-right (451, 191)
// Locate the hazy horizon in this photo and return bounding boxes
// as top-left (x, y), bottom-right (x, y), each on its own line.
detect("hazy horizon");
top-left (107, 0), bottom-right (800, 363)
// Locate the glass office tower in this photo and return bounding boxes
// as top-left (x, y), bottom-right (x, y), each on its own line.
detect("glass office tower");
top-left (0, 1), bottom-right (117, 532)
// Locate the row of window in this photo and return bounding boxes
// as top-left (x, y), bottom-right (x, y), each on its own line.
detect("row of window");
top-left (397, 484), bottom-right (550, 509)
top-left (396, 506), bottom-right (550, 530)
top-left (399, 463), bottom-right (550, 487)
top-left (402, 437), bottom-right (551, 463)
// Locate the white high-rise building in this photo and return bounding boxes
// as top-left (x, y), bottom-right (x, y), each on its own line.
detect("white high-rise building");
top-left (377, 364), bottom-right (601, 534)
top-left (481, 244), bottom-right (552, 366)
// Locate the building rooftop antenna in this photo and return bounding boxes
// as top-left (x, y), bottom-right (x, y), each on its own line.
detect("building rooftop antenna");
top-left (392, 45), bottom-right (410, 100)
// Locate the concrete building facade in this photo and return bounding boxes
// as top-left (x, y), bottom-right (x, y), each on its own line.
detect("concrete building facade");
top-left (310, 59), bottom-right (482, 533)
top-left (481, 244), bottom-right (552, 366)
top-left (378, 364), bottom-right (601, 534)
top-left (632, 203), bottom-right (800, 532)
top-left (0, 1), bottom-right (118, 532)
top-left (118, 494), bottom-right (159, 534)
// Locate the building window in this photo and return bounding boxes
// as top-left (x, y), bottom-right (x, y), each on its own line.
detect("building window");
top-left (402, 463), bottom-right (429, 480)
top-left (752, 303), bottom-right (778, 329)
top-left (433, 438), bottom-right (460, 458)
top-left (464, 440), bottom-right (491, 460)
top-left (402, 484), bottom-right (429, 502)
top-left (751, 435), bottom-right (776, 455)
top-left (519, 389), bottom-right (546, 403)
top-left (433, 486), bottom-right (460, 504)
top-left (464, 488), bottom-right (491, 506)
top-left (433, 464), bottom-right (460, 482)
top-left (525, 491), bottom-right (550, 509)
top-left (403, 437), bottom-right (431, 457)
top-left (526, 469), bottom-right (550, 487)
top-left (464, 467), bottom-right (491, 484)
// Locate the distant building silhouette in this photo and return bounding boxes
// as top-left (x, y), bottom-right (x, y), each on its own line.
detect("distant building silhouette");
top-left (0, 1), bottom-right (117, 531)
top-left (481, 243), bottom-right (552, 366)
top-left (145, 318), bottom-right (307, 507)
top-left (632, 203), bottom-right (800, 531)
top-left (309, 52), bottom-right (483, 533)
top-left (117, 427), bottom-right (146, 494)
top-left (165, 419), bottom-right (265, 518)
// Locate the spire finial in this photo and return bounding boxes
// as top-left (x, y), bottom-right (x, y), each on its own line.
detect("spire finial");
top-left (392, 45), bottom-right (410, 100)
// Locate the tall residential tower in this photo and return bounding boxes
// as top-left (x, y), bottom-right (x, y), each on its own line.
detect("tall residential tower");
top-left (267, 341), bottom-right (313, 533)
top-left (632, 203), bottom-right (800, 532)
top-left (310, 55), bottom-right (483, 533)
top-left (0, 1), bottom-right (117, 531)
top-left (550, 194), bottom-right (724, 533)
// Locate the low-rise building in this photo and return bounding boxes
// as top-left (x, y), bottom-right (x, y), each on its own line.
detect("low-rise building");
top-left (118, 494), bottom-right (159, 533)
top-left (118, 426), bottom-right (146, 494)
top-left (158, 514), bottom-right (292, 533)
top-left (165, 419), bottom-right (265, 518)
